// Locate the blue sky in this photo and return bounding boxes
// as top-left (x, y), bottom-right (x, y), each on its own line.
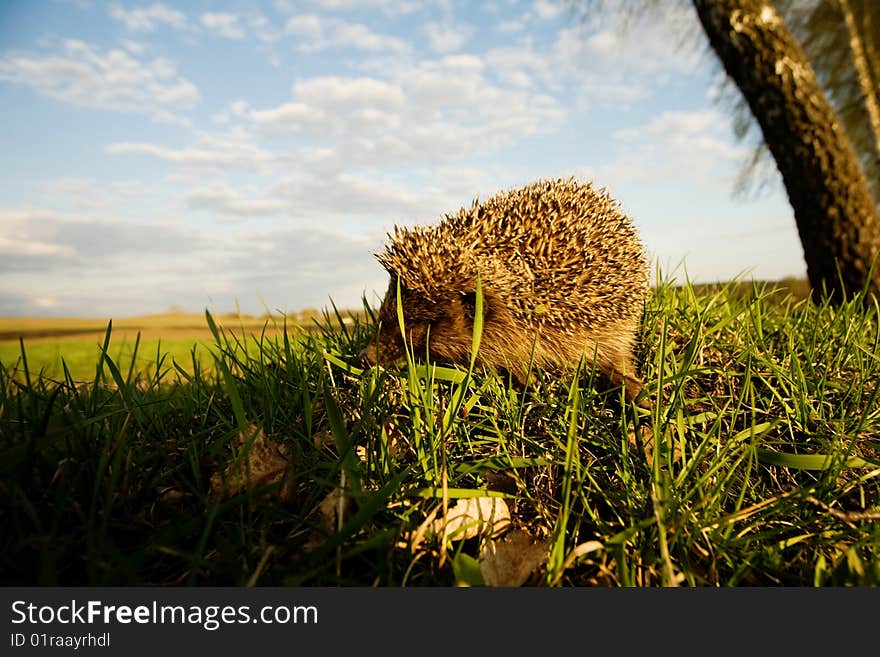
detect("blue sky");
top-left (0, 0), bottom-right (806, 317)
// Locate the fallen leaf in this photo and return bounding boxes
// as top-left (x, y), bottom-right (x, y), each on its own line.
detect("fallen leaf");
top-left (209, 424), bottom-right (296, 502)
top-left (479, 529), bottom-right (549, 587)
top-left (430, 497), bottom-right (511, 541)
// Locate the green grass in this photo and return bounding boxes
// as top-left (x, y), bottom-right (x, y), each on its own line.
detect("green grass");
top-left (0, 278), bottom-right (878, 586)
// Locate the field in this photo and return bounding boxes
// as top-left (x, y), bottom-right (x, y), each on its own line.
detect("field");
top-left (0, 277), bottom-right (878, 586)
top-left (0, 312), bottom-right (308, 382)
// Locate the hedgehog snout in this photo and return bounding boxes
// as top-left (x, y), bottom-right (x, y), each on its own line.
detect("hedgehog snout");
top-left (358, 345), bottom-right (375, 366)
top-left (359, 325), bottom-right (407, 367)
top-left (358, 331), bottom-right (389, 366)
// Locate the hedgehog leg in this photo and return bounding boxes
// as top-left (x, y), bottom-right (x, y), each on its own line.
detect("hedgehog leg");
top-left (601, 353), bottom-right (643, 403)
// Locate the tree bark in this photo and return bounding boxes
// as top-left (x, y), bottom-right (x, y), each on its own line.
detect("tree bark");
top-left (693, 0), bottom-right (880, 302)
top-left (838, 0), bottom-right (880, 165)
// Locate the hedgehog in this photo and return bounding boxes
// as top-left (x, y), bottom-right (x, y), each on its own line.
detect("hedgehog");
top-left (362, 178), bottom-right (649, 401)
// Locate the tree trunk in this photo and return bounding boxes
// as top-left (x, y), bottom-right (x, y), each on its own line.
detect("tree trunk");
top-left (693, 0), bottom-right (880, 302)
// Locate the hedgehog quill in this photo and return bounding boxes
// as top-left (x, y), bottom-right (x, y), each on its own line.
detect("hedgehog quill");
top-left (363, 178), bottom-right (649, 402)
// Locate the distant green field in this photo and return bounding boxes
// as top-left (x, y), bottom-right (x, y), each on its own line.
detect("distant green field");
top-left (0, 337), bottom-right (218, 381)
top-left (0, 312), bottom-right (320, 382)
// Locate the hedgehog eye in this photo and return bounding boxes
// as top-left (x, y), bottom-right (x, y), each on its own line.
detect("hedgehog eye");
top-left (460, 291), bottom-right (477, 320)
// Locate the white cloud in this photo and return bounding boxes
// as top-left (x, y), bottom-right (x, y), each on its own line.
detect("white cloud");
top-left (220, 224), bottom-right (386, 313)
top-left (492, 0), bottom-right (563, 36)
top-left (285, 14), bottom-right (410, 54)
top-left (295, 75), bottom-right (405, 108)
top-left (597, 109), bottom-right (746, 189)
top-left (484, 20), bottom-right (702, 108)
top-left (0, 236), bottom-right (76, 258)
top-left (566, 18), bottom-right (701, 76)
top-left (249, 102), bottom-right (314, 130)
top-left (250, 76), bottom-right (406, 137)
top-left (34, 177), bottom-right (149, 215)
top-left (0, 40), bottom-right (199, 118)
top-left (0, 208), bottom-right (199, 273)
top-left (284, 13), bottom-right (321, 37)
top-left (200, 13), bottom-right (245, 39)
top-left (496, 18), bottom-right (525, 33)
top-left (532, 0), bottom-right (563, 20)
top-left (278, 0), bottom-right (419, 16)
top-left (269, 171), bottom-right (448, 223)
top-left (248, 13), bottom-right (283, 43)
top-left (230, 100), bottom-right (250, 116)
top-left (120, 39), bottom-right (146, 54)
top-left (0, 206), bottom-right (388, 315)
top-left (423, 20), bottom-right (473, 54)
top-left (107, 126), bottom-right (275, 172)
top-left (249, 59), bottom-right (566, 171)
top-left (33, 297), bottom-right (60, 309)
top-left (212, 99), bottom-right (251, 124)
top-left (108, 3), bottom-right (190, 32)
top-left (334, 21), bottom-right (409, 52)
top-left (186, 185), bottom-right (286, 218)
top-left (107, 141), bottom-right (266, 170)
top-left (620, 110), bottom-right (741, 158)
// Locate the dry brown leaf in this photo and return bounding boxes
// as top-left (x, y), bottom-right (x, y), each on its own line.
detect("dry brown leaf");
top-left (430, 497), bottom-right (511, 541)
top-left (304, 487), bottom-right (353, 550)
top-left (630, 425), bottom-right (682, 468)
top-left (209, 424), bottom-right (296, 502)
top-left (479, 529), bottom-right (549, 587)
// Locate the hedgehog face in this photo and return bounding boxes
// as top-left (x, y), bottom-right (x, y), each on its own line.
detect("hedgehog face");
top-left (363, 278), bottom-right (482, 367)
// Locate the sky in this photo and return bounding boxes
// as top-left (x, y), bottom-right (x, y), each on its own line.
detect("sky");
top-left (0, 0), bottom-right (807, 318)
